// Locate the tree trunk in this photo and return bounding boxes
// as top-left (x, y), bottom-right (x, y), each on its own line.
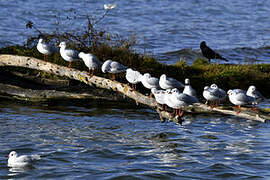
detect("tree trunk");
top-left (0, 54), bottom-right (269, 123)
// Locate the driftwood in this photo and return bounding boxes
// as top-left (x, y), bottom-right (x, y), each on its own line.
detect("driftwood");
top-left (0, 54), bottom-right (269, 123)
top-left (0, 83), bottom-right (119, 102)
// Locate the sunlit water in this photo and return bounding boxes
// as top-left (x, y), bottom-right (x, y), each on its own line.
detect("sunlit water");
top-left (0, 101), bottom-right (269, 179)
top-left (0, 0), bottom-right (270, 179)
top-left (0, 0), bottom-right (270, 64)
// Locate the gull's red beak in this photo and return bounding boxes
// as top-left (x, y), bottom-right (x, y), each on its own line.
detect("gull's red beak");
top-left (57, 45), bottom-right (60, 48)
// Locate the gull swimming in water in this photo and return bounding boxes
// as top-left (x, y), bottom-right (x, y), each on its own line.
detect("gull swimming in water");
top-left (37, 38), bottom-right (53, 62)
top-left (58, 42), bottom-right (80, 68)
top-left (203, 84), bottom-right (226, 108)
top-left (159, 74), bottom-right (184, 90)
top-left (101, 59), bottom-right (127, 80)
top-left (78, 52), bottom-right (102, 77)
top-left (227, 89), bottom-right (255, 114)
top-left (8, 151), bottom-right (41, 168)
top-left (125, 68), bottom-right (142, 90)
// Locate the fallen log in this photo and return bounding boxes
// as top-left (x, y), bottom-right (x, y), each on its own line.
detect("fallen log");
top-left (0, 54), bottom-right (269, 123)
top-left (0, 83), bottom-right (120, 102)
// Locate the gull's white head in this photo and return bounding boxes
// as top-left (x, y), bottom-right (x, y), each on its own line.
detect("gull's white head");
top-left (204, 86), bottom-right (210, 90)
top-left (171, 88), bottom-right (179, 94)
top-left (38, 38), bottom-right (44, 43)
top-left (126, 68), bottom-right (133, 73)
top-left (227, 89), bottom-right (233, 95)
top-left (78, 52), bottom-right (85, 59)
top-left (165, 89), bottom-right (171, 94)
top-left (247, 85), bottom-right (256, 92)
top-left (58, 42), bottom-right (66, 48)
top-left (185, 78), bottom-right (190, 85)
top-left (8, 151), bottom-right (18, 159)
top-left (143, 73), bottom-right (151, 78)
top-left (210, 84), bottom-right (218, 89)
top-left (101, 59), bottom-right (112, 73)
top-left (160, 74), bottom-right (166, 80)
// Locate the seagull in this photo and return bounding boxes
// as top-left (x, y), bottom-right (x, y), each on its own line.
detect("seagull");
top-left (37, 38), bottom-right (53, 62)
top-left (246, 85), bottom-right (264, 102)
top-left (165, 88), bottom-right (198, 117)
top-left (183, 78), bottom-right (197, 97)
top-left (58, 42), bottom-right (80, 68)
top-left (7, 151), bottom-right (40, 168)
top-left (125, 68), bottom-right (142, 90)
top-left (101, 59), bottom-right (127, 80)
top-left (151, 88), bottom-right (167, 111)
top-left (203, 84), bottom-right (226, 108)
top-left (104, 3), bottom-right (117, 10)
top-left (159, 74), bottom-right (184, 90)
top-left (141, 73), bottom-right (160, 90)
top-left (200, 41), bottom-right (228, 62)
top-left (78, 52), bottom-right (102, 77)
top-left (227, 89), bottom-right (255, 114)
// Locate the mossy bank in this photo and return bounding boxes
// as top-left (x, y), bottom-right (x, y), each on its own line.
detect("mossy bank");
top-left (0, 45), bottom-right (269, 98)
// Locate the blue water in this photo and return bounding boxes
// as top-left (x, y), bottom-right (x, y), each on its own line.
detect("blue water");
top-left (0, 102), bottom-right (270, 179)
top-left (0, 0), bottom-right (270, 64)
top-left (1, 0), bottom-right (270, 179)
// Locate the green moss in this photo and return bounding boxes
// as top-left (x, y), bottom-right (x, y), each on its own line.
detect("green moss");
top-left (1, 45), bottom-right (270, 97)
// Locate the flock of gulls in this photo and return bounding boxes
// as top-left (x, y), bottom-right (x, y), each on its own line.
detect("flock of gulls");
top-left (7, 38), bottom-right (264, 169)
top-left (36, 38), bottom-right (264, 118)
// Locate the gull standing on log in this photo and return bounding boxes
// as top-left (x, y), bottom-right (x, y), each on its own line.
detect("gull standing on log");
top-left (101, 59), bottom-right (127, 80)
top-left (7, 151), bottom-right (41, 168)
top-left (37, 38), bottom-right (53, 62)
top-left (58, 42), bottom-right (80, 68)
top-left (183, 78), bottom-right (197, 97)
top-left (165, 88), bottom-right (198, 117)
top-left (246, 85), bottom-right (264, 102)
top-left (159, 74), bottom-right (184, 90)
top-left (125, 68), bottom-right (142, 90)
top-left (227, 89), bottom-right (255, 114)
top-left (78, 52), bottom-right (101, 77)
top-left (141, 73), bottom-right (160, 90)
top-left (203, 84), bottom-right (226, 108)
top-left (151, 88), bottom-right (167, 111)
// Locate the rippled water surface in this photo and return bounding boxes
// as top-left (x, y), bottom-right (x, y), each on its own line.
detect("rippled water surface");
top-left (0, 0), bottom-right (270, 179)
top-left (0, 101), bottom-right (270, 179)
top-left (0, 0), bottom-right (270, 64)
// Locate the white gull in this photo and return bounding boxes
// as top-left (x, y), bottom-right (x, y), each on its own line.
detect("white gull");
top-left (159, 74), bottom-right (184, 90)
top-left (101, 59), bottom-right (127, 80)
top-left (8, 151), bottom-right (41, 168)
top-left (151, 88), bottom-right (167, 111)
top-left (141, 73), bottom-right (160, 90)
top-left (58, 42), bottom-right (80, 68)
top-left (203, 84), bottom-right (226, 108)
top-left (227, 89), bottom-right (255, 113)
top-left (165, 88), bottom-right (198, 117)
top-left (37, 38), bottom-right (53, 61)
top-left (78, 52), bottom-right (102, 77)
top-left (125, 68), bottom-right (142, 90)
top-left (183, 78), bottom-right (197, 98)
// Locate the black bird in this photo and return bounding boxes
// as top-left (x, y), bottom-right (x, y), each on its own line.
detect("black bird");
top-left (200, 41), bottom-right (228, 62)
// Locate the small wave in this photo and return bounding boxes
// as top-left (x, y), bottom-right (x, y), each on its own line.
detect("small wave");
top-left (161, 45), bottom-right (270, 65)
